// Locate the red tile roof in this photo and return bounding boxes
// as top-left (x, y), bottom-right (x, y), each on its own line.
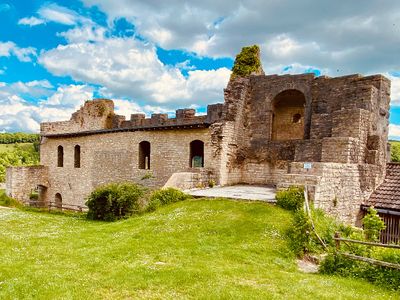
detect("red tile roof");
top-left (365, 163), bottom-right (400, 211)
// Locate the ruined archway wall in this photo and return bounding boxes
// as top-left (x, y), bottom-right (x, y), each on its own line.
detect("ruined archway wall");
top-left (230, 74), bottom-right (314, 185)
top-left (39, 128), bottom-right (213, 207)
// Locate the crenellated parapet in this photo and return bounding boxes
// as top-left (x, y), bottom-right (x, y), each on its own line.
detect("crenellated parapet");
top-left (41, 99), bottom-right (225, 136)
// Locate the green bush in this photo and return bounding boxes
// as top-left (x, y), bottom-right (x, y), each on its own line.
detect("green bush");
top-left (287, 207), bottom-right (348, 257)
top-left (363, 206), bottom-right (386, 241)
top-left (320, 250), bottom-right (400, 290)
top-left (86, 182), bottom-right (145, 221)
top-left (147, 188), bottom-right (191, 212)
top-left (0, 190), bottom-right (22, 208)
top-left (320, 221), bottom-right (400, 290)
top-left (287, 210), bottom-right (313, 257)
top-left (276, 186), bottom-right (305, 211)
top-left (231, 45), bottom-right (262, 79)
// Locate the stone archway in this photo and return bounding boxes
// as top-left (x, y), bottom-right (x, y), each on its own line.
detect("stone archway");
top-left (190, 140), bottom-right (204, 168)
top-left (271, 89), bottom-right (306, 141)
top-left (54, 193), bottom-right (62, 209)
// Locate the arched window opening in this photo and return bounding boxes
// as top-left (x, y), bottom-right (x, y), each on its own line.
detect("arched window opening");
top-left (54, 193), bottom-right (62, 209)
top-left (272, 89), bottom-right (306, 141)
top-left (139, 141), bottom-right (151, 169)
top-left (292, 113), bottom-right (301, 124)
top-left (190, 140), bottom-right (204, 168)
top-left (74, 145), bottom-right (81, 168)
top-left (57, 145), bottom-right (64, 167)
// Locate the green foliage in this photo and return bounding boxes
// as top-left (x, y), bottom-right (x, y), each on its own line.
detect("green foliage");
top-left (320, 214), bottom-right (399, 290)
top-left (141, 172), bottom-right (154, 180)
top-left (146, 187), bottom-right (191, 212)
top-left (0, 143), bottom-right (40, 182)
top-left (390, 141), bottom-right (400, 162)
top-left (276, 186), bottom-right (305, 211)
top-left (29, 190), bottom-right (39, 201)
top-left (363, 207), bottom-right (386, 241)
top-left (86, 182), bottom-right (145, 221)
top-left (320, 249), bottom-right (400, 290)
top-left (2, 200), bottom-right (397, 299)
top-left (0, 190), bottom-right (22, 208)
top-left (287, 210), bottom-right (313, 256)
top-left (287, 207), bottom-right (348, 257)
top-left (231, 45), bottom-right (262, 79)
top-left (0, 132), bottom-right (39, 144)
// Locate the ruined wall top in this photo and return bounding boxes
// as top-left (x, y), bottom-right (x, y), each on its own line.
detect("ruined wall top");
top-left (40, 99), bottom-right (224, 136)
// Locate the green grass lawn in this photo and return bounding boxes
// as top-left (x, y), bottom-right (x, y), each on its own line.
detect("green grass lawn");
top-left (0, 143), bottom-right (34, 153)
top-left (0, 199), bottom-right (398, 299)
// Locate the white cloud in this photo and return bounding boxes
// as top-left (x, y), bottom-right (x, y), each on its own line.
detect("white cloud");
top-left (387, 74), bottom-right (400, 105)
top-left (0, 80), bottom-right (191, 132)
top-left (0, 41), bottom-right (36, 62)
top-left (38, 3), bottom-right (79, 25)
top-left (0, 82), bottom-right (95, 132)
top-left (58, 25), bottom-right (106, 43)
top-left (39, 36), bottom-right (231, 106)
top-left (18, 16), bottom-right (45, 26)
top-left (82, 0), bottom-right (400, 76)
top-left (0, 80), bottom-right (53, 98)
top-left (0, 42), bottom-right (14, 57)
top-left (45, 85), bottom-right (94, 107)
top-left (389, 124), bottom-right (400, 139)
top-left (19, 2), bottom-right (94, 28)
top-left (113, 99), bottom-right (144, 118)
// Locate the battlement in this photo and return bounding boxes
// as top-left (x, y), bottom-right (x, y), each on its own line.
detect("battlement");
top-left (41, 99), bottom-right (224, 136)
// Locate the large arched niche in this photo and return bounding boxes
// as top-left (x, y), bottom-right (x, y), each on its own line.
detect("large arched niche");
top-left (271, 89), bottom-right (306, 141)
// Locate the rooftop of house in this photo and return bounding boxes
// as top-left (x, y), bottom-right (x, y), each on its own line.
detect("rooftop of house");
top-left (364, 163), bottom-right (400, 212)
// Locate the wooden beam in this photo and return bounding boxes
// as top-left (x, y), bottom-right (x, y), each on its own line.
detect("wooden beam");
top-left (334, 237), bottom-right (400, 249)
top-left (341, 253), bottom-right (400, 270)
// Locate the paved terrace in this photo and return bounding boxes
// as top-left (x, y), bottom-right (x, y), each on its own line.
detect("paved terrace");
top-left (187, 185), bottom-right (276, 202)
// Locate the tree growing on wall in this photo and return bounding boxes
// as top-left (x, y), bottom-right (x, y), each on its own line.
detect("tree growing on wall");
top-left (231, 45), bottom-right (264, 79)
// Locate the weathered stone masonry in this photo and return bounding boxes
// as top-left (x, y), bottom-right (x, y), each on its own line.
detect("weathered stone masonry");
top-left (6, 68), bottom-right (391, 224)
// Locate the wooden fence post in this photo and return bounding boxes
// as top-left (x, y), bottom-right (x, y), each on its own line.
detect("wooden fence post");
top-left (335, 232), bottom-right (340, 251)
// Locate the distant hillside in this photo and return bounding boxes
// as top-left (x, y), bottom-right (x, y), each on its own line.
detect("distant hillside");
top-left (0, 133), bottom-right (40, 182)
top-left (0, 132), bottom-right (39, 144)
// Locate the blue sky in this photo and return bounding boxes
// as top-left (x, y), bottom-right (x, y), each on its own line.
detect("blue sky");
top-left (1, 0), bottom-right (400, 138)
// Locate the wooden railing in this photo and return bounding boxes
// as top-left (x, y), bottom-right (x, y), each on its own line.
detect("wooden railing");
top-left (334, 232), bottom-right (400, 270)
top-left (28, 200), bottom-right (88, 212)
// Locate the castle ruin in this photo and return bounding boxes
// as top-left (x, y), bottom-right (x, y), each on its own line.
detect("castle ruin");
top-left (6, 48), bottom-right (391, 224)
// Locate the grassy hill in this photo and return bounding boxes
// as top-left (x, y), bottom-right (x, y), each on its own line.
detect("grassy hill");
top-left (0, 199), bottom-right (397, 299)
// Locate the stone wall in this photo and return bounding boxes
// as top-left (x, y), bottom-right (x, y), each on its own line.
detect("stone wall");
top-left (218, 73), bottom-right (389, 181)
top-left (6, 166), bottom-right (48, 203)
top-left (277, 162), bottom-right (381, 223)
top-left (212, 72), bottom-right (390, 223)
top-left (39, 128), bottom-right (214, 206)
top-left (41, 99), bottom-right (224, 136)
